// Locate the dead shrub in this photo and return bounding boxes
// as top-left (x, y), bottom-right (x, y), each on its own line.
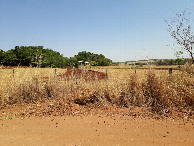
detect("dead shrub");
top-left (142, 71), bottom-right (169, 112)
top-left (167, 68), bottom-right (194, 109)
top-left (126, 74), bottom-right (143, 106)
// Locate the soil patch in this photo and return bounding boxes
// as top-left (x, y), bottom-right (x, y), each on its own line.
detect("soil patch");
top-left (0, 100), bottom-right (193, 145)
top-left (0, 115), bottom-right (193, 145)
top-left (58, 68), bottom-right (107, 81)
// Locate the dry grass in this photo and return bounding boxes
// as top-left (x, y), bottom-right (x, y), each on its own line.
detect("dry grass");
top-left (0, 65), bottom-right (193, 116)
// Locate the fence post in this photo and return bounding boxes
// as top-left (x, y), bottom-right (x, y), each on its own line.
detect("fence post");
top-left (169, 68), bottom-right (172, 74)
top-left (12, 68), bottom-right (15, 81)
top-left (55, 69), bottom-right (57, 76)
top-left (106, 69), bottom-right (108, 79)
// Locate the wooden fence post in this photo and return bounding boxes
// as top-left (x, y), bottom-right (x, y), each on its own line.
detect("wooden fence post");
top-left (106, 69), bottom-right (108, 79)
top-left (169, 68), bottom-right (172, 74)
top-left (13, 69), bottom-right (15, 79)
top-left (55, 69), bottom-right (57, 76)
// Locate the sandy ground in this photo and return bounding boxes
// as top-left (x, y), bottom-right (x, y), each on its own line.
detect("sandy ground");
top-left (0, 115), bottom-right (193, 146)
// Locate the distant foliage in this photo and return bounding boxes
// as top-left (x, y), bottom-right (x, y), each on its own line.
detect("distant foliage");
top-left (0, 46), bottom-right (69, 68)
top-left (154, 59), bottom-right (192, 65)
top-left (0, 47), bottom-right (112, 67)
top-left (74, 51), bottom-right (112, 66)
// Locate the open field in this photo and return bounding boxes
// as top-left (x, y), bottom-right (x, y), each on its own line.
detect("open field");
top-left (0, 65), bottom-right (193, 145)
top-left (0, 65), bottom-right (193, 112)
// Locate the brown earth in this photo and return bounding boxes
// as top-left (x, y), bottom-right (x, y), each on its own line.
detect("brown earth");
top-left (58, 68), bottom-right (107, 81)
top-left (0, 115), bottom-right (193, 146)
top-left (0, 101), bottom-right (193, 146)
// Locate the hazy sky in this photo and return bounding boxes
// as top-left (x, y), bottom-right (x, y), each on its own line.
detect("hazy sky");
top-left (0, 0), bottom-right (194, 62)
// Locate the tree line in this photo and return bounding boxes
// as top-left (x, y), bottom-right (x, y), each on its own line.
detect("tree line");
top-left (0, 46), bottom-right (112, 68)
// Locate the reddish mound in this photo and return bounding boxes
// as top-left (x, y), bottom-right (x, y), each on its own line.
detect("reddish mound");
top-left (58, 68), bottom-right (107, 81)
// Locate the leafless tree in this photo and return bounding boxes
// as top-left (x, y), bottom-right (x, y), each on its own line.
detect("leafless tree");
top-left (165, 9), bottom-right (194, 64)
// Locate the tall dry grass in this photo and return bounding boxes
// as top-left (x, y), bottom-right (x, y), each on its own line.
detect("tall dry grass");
top-left (0, 65), bottom-right (193, 114)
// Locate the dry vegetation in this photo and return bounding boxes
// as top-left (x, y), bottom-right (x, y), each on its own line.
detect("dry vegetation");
top-left (0, 65), bottom-right (193, 119)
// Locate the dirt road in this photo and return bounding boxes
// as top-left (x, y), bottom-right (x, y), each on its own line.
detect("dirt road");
top-left (0, 115), bottom-right (193, 146)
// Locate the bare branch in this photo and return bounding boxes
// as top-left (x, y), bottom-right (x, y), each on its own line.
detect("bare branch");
top-left (165, 9), bottom-right (194, 63)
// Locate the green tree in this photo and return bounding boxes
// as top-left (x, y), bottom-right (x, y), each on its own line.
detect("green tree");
top-left (3, 50), bottom-right (18, 66)
top-left (13, 46), bottom-right (43, 66)
top-left (69, 57), bottom-right (78, 67)
top-left (0, 49), bottom-right (4, 64)
top-left (74, 51), bottom-right (112, 66)
top-left (90, 61), bottom-right (97, 66)
top-left (2, 46), bottom-right (70, 68)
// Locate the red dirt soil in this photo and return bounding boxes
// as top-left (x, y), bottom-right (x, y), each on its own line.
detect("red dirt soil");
top-left (58, 68), bottom-right (107, 81)
top-left (0, 115), bottom-right (193, 146)
top-left (0, 100), bottom-right (193, 146)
